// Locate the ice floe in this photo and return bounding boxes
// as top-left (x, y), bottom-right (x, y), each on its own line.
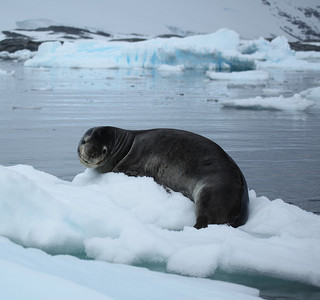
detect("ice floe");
top-left (0, 164), bottom-right (319, 289)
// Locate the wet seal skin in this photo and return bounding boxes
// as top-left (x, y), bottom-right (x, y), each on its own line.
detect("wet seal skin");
top-left (78, 126), bottom-right (249, 229)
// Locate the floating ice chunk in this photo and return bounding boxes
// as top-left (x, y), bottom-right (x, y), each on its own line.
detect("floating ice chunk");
top-left (158, 64), bottom-right (185, 72)
top-left (296, 51), bottom-right (320, 60)
top-left (262, 88), bottom-right (282, 96)
top-left (300, 86), bottom-right (320, 102)
top-left (0, 69), bottom-right (15, 76)
top-left (30, 86), bottom-right (54, 92)
top-left (206, 70), bottom-right (269, 81)
top-left (221, 94), bottom-right (315, 111)
top-left (240, 36), bottom-right (320, 69)
top-left (257, 57), bottom-right (320, 70)
top-left (0, 50), bottom-right (35, 61)
top-left (240, 36), bottom-right (294, 62)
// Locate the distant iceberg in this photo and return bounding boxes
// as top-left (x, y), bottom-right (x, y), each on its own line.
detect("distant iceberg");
top-left (22, 27), bottom-right (320, 72)
top-left (24, 28), bottom-right (256, 71)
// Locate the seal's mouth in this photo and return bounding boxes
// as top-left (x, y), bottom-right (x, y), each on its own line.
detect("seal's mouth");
top-left (79, 154), bottom-right (106, 168)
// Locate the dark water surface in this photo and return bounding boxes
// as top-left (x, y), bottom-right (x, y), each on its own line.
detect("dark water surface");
top-left (1, 60), bottom-right (320, 299)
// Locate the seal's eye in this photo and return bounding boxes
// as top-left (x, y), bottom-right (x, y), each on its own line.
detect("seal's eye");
top-left (102, 146), bottom-right (107, 155)
top-left (81, 140), bottom-right (86, 145)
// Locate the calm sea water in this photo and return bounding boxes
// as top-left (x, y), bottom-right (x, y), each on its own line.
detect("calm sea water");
top-left (1, 60), bottom-right (320, 299)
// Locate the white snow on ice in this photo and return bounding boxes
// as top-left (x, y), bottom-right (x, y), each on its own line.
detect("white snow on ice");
top-left (221, 94), bottom-right (315, 111)
top-left (0, 164), bottom-right (319, 290)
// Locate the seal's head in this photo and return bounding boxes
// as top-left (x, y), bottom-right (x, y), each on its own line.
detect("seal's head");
top-left (78, 127), bottom-right (109, 168)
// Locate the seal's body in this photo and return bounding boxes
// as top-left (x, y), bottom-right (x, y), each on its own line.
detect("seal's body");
top-left (78, 126), bottom-right (248, 229)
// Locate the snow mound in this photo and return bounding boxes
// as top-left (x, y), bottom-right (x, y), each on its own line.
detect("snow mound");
top-left (0, 164), bottom-right (320, 288)
top-left (222, 94), bottom-right (315, 111)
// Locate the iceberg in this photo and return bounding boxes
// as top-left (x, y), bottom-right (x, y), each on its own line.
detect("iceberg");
top-left (0, 164), bottom-right (319, 289)
top-left (24, 29), bottom-right (256, 71)
top-left (0, 25), bottom-right (316, 71)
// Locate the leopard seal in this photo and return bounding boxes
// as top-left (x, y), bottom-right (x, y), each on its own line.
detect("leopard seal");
top-left (77, 126), bottom-right (249, 229)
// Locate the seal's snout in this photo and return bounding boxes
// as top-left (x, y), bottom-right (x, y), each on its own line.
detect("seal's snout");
top-left (78, 132), bottom-right (108, 169)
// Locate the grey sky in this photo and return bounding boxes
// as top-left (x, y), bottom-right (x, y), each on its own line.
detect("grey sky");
top-left (1, 0), bottom-right (319, 39)
top-left (1, 0), bottom-right (219, 34)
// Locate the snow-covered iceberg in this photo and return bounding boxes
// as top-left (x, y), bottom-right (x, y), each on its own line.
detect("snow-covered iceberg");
top-left (1, 164), bottom-right (319, 288)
